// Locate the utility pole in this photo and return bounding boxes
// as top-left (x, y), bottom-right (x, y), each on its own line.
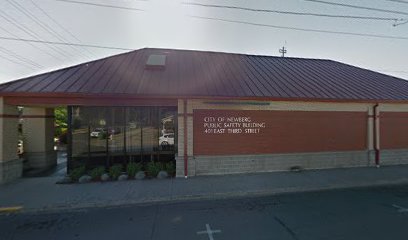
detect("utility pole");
top-left (279, 46), bottom-right (287, 57)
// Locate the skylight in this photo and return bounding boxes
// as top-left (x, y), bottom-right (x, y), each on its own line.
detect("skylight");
top-left (146, 54), bottom-right (166, 70)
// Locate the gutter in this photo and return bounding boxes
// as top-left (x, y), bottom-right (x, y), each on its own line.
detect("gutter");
top-left (183, 99), bottom-right (188, 178)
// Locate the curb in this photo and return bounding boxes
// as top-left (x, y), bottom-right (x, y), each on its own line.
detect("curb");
top-left (10, 179), bottom-right (408, 215)
top-left (0, 206), bottom-right (23, 214)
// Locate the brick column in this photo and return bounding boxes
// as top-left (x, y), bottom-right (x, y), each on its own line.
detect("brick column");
top-left (367, 105), bottom-right (375, 166)
top-left (176, 99), bottom-right (195, 178)
top-left (0, 97), bottom-right (22, 183)
top-left (22, 107), bottom-right (57, 170)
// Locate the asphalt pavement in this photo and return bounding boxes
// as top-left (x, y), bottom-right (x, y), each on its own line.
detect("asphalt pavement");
top-left (1, 184), bottom-right (408, 240)
top-left (2, 164), bottom-right (408, 213)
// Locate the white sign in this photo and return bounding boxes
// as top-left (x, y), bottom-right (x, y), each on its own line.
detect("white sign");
top-left (203, 116), bottom-right (266, 135)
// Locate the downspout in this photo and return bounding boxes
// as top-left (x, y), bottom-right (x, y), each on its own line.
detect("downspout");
top-left (67, 106), bottom-right (72, 174)
top-left (373, 103), bottom-right (380, 167)
top-left (183, 99), bottom-right (188, 178)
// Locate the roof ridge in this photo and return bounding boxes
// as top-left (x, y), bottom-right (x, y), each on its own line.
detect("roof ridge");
top-left (143, 47), bottom-right (332, 61)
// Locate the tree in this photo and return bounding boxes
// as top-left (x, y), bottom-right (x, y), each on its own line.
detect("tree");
top-left (55, 107), bottom-right (67, 138)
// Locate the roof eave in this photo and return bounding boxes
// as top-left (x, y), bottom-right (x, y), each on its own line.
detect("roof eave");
top-left (2, 92), bottom-right (408, 106)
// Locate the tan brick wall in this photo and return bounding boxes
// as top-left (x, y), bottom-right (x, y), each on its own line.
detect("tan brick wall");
top-left (22, 108), bottom-right (54, 152)
top-left (190, 99), bottom-right (371, 112)
top-left (0, 98), bottom-right (21, 183)
top-left (0, 98), bottom-right (19, 162)
top-left (22, 107), bottom-right (56, 170)
top-left (379, 103), bottom-right (408, 112)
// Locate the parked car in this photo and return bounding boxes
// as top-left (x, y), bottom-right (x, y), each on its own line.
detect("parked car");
top-left (90, 128), bottom-right (106, 138)
top-left (108, 127), bottom-right (121, 135)
top-left (159, 133), bottom-right (174, 146)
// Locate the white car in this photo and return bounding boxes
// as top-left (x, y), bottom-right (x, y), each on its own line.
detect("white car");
top-left (90, 128), bottom-right (105, 138)
top-left (159, 134), bottom-right (174, 146)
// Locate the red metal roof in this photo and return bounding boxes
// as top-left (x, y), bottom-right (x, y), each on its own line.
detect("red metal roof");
top-left (1, 48), bottom-right (408, 101)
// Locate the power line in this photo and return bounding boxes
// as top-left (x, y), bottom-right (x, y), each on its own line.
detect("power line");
top-left (304, 0), bottom-right (408, 16)
top-left (30, 0), bottom-right (96, 58)
top-left (387, 0), bottom-right (408, 4)
top-left (184, 2), bottom-right (405, 21)
top-left (0, 46), bottom-right (42, 69)
top-left (0, 9), bottom-right (65, 61)
top-left (190, 15), bottom-right (408, 40)
top-left (55, 0), bottom-right (144, 11)
top-left (0, 46), bottom-right (42, 68)
top-left (0, 24), bottom-right (63, 63)
top-left (6, 0), bottom-right (80, 59)
top-left (1, 3), bottom-right (73, 60)
top-left (0, 36), bottom-right (134, 51)
top-left (0, 53), bottom-right (37, 70)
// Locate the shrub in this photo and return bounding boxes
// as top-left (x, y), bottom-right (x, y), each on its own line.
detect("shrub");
top-left (69, 165), bottom-right (86, 182)
top-left (126, 162), bottom-right (142, 178)
top-left (164, 162), bottom-right (175, 177)
top-left (99, 131), bottom-right (108, 139)
top-left (146, 161), bottom-right (162, 177)
top-left (89, 166), bottom-right (106, 180)
top-left (109, 164), bottom-right (123, 180)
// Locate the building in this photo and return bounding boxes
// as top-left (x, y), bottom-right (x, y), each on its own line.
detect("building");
top-left (0, 48), bottom-right (408, 183)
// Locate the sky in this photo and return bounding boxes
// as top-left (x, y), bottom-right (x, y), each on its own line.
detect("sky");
top-left (0, 0), bottom-right (407, 83)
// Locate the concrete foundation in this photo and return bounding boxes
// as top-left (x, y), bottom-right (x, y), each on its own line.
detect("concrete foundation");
top-left (176, 155), bottom-right (196, 177)
top-left (176, 151), bottom-right (372, 177)
top-left (0, 158), bottom-right (23, 183)
top-left (380, 149), bottom-right (408, 165)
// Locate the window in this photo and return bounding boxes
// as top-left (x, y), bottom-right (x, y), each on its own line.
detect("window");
top-left (68, 106), bottom-right (177, 170)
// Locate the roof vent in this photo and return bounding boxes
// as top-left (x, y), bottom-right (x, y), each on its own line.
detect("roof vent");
top-left (146, 54), bottom-right (166, 70)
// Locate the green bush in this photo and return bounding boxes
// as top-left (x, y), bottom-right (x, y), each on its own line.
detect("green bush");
top-left (164, 162), bottom-right (175, 177)
top-left (99, 131), bottom-right (108, 139)
top-left (69, 165), bottom-right (86, 182)
top-left (146, 161), bottom-right (162, 177)
top-left (89, 166), bottom-right (106, 180)
top-left (109, 164), bottom-right (123, 180)
top-left (126, 162), bottom-right (142, 178)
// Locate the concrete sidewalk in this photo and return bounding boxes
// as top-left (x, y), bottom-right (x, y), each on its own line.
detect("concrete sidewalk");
top-left (1, 165), bottom-right (408, 213)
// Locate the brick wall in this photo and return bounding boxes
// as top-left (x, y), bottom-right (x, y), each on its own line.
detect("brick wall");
top-left (22, 107), bottom-right (57, 170)
top-left (380, 112), bottom-right (408, 149)
top-left (377, 109), bottom-right (408, 166)
top-left (176, 100), bottom-right (408, 177)
top-left (0, 97), bottom-right (21, 183)
top-left (193, 110), bottom-right (367, 155)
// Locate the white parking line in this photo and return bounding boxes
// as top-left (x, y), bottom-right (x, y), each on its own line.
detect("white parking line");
top-left (197, 224), bottom-right (221, 240)
top-left (392, 204), bottom-right (408, 213)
